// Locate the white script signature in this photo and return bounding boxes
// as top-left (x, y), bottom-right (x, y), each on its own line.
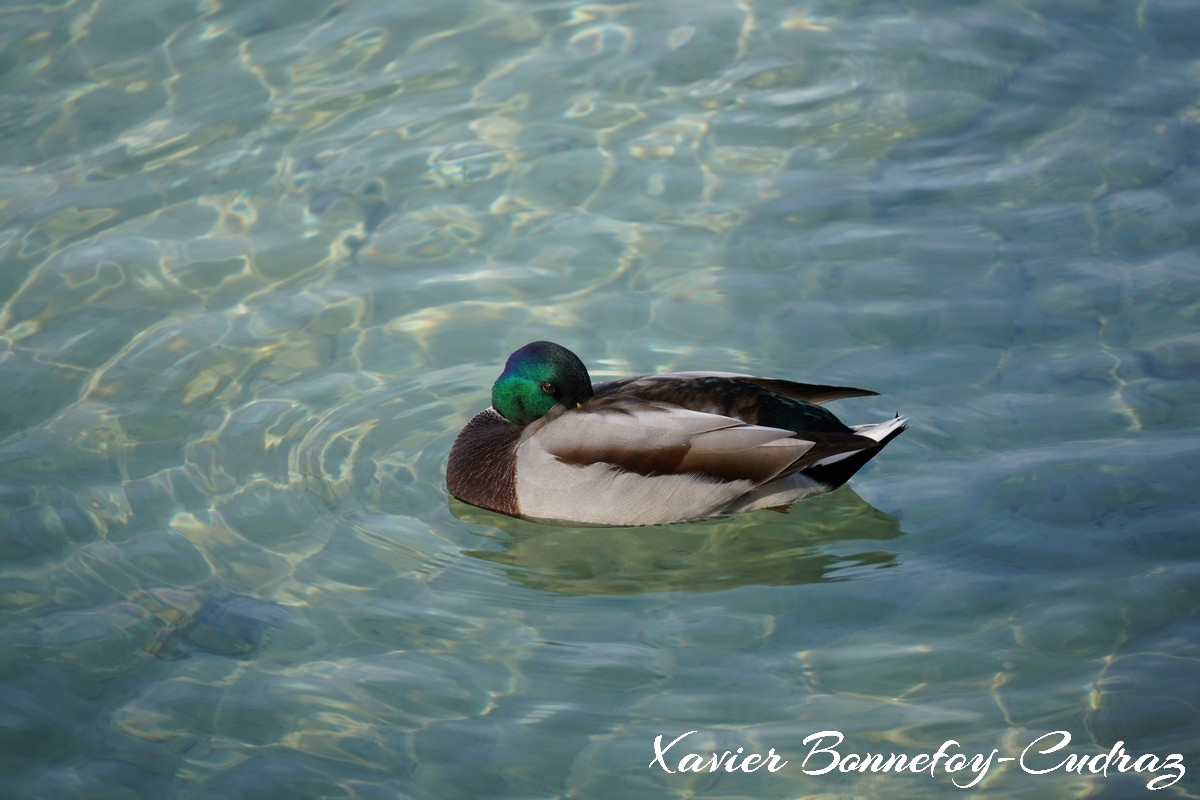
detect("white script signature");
top-left (649, 729), bottom-right (1185, 790)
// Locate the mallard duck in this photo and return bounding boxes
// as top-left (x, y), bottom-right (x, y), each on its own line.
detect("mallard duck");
top-left (447, 341), bottom-right (906, 526)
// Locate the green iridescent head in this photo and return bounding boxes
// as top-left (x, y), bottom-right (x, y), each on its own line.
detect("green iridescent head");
top-left (492, 341), bottom-right (594, 425)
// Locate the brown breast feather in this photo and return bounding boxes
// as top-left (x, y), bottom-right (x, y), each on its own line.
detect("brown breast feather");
top-left (446, 408), bottom-right (522, 516)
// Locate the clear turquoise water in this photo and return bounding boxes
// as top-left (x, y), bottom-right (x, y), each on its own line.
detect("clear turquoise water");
top-left (2, 0), bottom-right (1198, 797)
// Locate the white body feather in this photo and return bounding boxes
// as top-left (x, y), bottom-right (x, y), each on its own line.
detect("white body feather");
top-left (512, 404), bottom-right (875, 525)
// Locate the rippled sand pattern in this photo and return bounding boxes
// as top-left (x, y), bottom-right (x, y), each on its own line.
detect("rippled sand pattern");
top-left (1, 0), bottom-right (1198, 797)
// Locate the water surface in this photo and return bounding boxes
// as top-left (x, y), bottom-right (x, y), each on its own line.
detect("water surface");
top-left (1, 0), bottom-right (1198, 797)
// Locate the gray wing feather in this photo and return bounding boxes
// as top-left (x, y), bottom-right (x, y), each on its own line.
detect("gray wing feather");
top-left (535, 401), bottom-right (814, 486)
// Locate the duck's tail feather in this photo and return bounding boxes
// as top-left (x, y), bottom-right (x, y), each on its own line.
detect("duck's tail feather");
top-left (801, 415), bottom-right (908, 489)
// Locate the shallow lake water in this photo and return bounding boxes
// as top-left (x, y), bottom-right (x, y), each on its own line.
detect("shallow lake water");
top-left (1, 0), bottom-right (1198, 797)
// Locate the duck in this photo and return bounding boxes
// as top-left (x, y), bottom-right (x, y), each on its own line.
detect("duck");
top-left (446, 341), bottom-right (907, 526)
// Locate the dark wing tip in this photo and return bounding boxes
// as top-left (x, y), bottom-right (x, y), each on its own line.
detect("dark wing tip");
top-left (741, 377), bottom-right (879, 404)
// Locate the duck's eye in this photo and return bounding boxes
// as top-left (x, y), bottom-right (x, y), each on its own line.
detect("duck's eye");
top-left (539, 381), bottom-right (556, 396)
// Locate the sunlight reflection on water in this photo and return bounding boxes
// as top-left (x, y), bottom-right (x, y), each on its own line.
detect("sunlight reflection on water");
top-left (1, 0), bottom-right (1198, 797)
